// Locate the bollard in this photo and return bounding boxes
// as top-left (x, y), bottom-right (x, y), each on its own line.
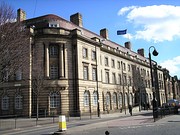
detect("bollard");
top-left (54, 115), bottom-right (67, 135)
top-left (59, 115), bottom-right (67, 131)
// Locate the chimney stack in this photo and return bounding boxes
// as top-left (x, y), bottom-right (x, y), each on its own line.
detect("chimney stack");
top-left (17, 8), bottom-right (26, 22)
top-left (100, 28), bottom-right (108, 39)
top-left (137, 48), bottom-right (145, 57)
top-left (70, 13), bottom-right (83, 27)
top-left (125, 41), bottom-right (131, 50)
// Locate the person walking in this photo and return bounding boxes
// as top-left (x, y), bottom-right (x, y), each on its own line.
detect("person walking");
top-left (128, 104), bottom-right (132, 116)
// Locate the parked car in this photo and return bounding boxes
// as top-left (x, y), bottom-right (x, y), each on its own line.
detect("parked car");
top-left (167, 99), bottom-right (180, 108)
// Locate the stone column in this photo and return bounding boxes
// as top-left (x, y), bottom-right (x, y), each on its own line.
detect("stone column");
top-left (59, 44), bottom-right (64, 78)
top-left (45, 43), bottom-right (50, 78)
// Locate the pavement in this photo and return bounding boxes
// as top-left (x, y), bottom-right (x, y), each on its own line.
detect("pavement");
top-left (0, 107), bottom-right (179, 135)
top-left (65, 108), bottom-right (180, 134)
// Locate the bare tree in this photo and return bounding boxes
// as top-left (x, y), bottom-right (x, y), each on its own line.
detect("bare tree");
top-left (0, 2), bottom-right (30, 83)
top-left (32, 70), bottom-right (44, 121)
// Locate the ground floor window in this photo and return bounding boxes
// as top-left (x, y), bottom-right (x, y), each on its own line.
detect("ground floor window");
top-left (84, 91), bottom-right (89, 106)
top-left (50, 92), bottom-right (60, 108)
top-left (2, 95), bottom-right (9, 110)
top-left (93, 91), bottom-right (98, 106)
top-left (15, 95), bottom-right (23, 109)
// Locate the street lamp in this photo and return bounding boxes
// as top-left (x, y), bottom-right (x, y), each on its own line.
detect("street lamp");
top-left (95, 43), bottom-right (100, 118)
top-left (148, 46), bottom-right (158, 121)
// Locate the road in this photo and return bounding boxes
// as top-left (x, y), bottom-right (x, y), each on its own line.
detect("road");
top-left (1, 111), bottom-right (180, 135)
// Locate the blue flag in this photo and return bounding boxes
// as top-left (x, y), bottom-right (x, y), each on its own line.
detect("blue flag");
top-left (117, 29), bottom-right (127, 35)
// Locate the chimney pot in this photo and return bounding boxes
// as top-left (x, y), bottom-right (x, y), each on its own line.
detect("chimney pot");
top-left (137, 48), bottom-right (145, 57)
top-left (125, 41), bottom-right (131, 50)
top-left (100, 28), bottom-right (108, 39)
top-left (17, 8), bottom-right (26, 22)
top-left (70, 13), bottom-right (83, 27)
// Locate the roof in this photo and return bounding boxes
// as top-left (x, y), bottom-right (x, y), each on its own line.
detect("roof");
top-left (25, 13), bottom-right (147, 62)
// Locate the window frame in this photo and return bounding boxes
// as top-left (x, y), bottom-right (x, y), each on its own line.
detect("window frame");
top-left (50, 93), bottom-right (60, 108)
top-left (50, 65), bottom-right (59, 79)
top-left (83, 65), bottom-right (89, 80)
top-left (93, 91), bottom-right (98, 106)
top-left (15, 95), bottom-right (23, 109)
top-left (105, 71), bottom-right (109, 84)
top-left (92, 67), bottom-right (97, 81)
top-left (83, 48), bottom-right (88, 58)
top-left (84, 91), bottom-right (89, 106)
top-left (105, 57), bottom-right (109, 66)
top-left (2, 95), bottom-right (9, 110)
top-left (91, 50), bottom-right (96, 61)
top-left (49, 45), bottom-right (59, 57)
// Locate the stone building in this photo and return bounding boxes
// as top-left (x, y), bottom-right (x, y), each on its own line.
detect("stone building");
top-left (0, 9), bottom-right (179, 117)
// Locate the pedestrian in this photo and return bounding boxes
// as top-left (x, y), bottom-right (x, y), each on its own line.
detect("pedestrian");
top-left (147, 103), bottom-right (150, 110)
top-left (128, 104), bottom-right (132, 116)
top-left (105, 131), bottom-right (110, 135)
top-left (143, 102), bottom-right (146, 110)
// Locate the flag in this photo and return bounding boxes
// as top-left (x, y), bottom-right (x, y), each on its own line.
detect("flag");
top-left (117, 29), bottom-right (127, 35)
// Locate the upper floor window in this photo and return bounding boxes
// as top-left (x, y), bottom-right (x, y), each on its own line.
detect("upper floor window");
top-left (117, 61), bottom-right (120, 69)
top-left (105, 71), bottom-right (109, 83)
top-left (105, 57), bottom-right (108, 66)
top-left (123, 74), bottom-right (127, 85)
top-left (83, 65), bottom-right (88, 80)
top-left (83, 48), bottom-right (88, 58)
top-left (111, 59), bottom-right (115, 68)
top-left (92, 67), bottom-right (97, 81)
top-left (49, 23), bottom-right (59, 28)
top-left (128, 64), bottom-right (131, 72)
top-left (118, 74), bottom-right (122, 85)
top-left (15, 69), bottom-right (22, 81)
top-left (128, 76), bottom-right (132, 86)
top-left (50, 65), bottom-right (58, 79)
top-left (147, 71), bottom-right (150, 77)
top-left (50, 45), bottom-right (58, 57)
top-left (112, 73), bottom-right (116, 84)
top-left (92, 51), bottom-right (96, 60)
top-left (123, 63), bottom-right (126, 71)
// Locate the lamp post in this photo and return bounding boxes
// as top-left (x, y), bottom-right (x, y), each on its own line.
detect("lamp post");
top-left (95, 44), bottom-right (100, 118)
top-left (121, 62), bottom-right (126, 115)
top-left (148, 46), bottom-right (158, 121)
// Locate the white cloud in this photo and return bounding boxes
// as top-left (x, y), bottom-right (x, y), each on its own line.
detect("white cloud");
top-left (118, 5), bottom-right (180, 42)
top-left (160, 56), bottom-right (180, 76)
top-left (117, 6), bottom-right (137, 15)
top-left (122, 33), bottom-right (133, 40)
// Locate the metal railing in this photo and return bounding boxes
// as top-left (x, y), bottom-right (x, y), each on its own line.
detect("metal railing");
top-left (153, 106), bottom-right (179, 122)
top-left (0, 110), bottom-right (101, 131)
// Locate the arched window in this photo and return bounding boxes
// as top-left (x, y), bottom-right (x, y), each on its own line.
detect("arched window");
top-left (84, 91), bottom-right (89, 106)
top-left (50, 92), bottom-right (60, 108)
top-left (113, 93), bottom-right (117, 104)
top-left (118, 93), bottom-right (123, 107)
top-left (15, 95), bottom-right (23, 109)
top-left (93, 91), bottom-right (97, 106)
top-left (2, 95), bottom-right (9, 110)
top-left (106, 92), bottom-right (110, 105)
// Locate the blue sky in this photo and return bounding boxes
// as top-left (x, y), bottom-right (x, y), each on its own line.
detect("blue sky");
top-left (2, 0), bottom-right (180, 78)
